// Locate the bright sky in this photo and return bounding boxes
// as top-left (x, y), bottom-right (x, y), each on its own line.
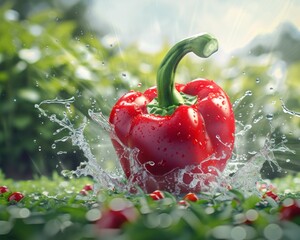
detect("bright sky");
top-left (88, 0), bottom-right (300, 58)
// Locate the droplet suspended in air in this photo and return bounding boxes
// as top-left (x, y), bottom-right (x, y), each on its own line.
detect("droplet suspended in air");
top-left (245, 90), bottom-right (252, 96)
top-left (65, 103), bottom-right (71, 109)
top-left (266, 114), bottom-right (274, 121)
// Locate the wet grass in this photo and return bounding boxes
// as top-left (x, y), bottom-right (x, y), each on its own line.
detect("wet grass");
top-left (1, 171), bottom-right (300, 240)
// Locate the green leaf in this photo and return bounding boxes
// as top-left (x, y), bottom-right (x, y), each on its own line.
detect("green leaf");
top-left (242, 194), bottom-right (261, 209)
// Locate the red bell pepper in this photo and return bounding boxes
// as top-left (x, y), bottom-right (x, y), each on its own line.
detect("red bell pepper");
top-left (109, 33), bottom-right (235, 193)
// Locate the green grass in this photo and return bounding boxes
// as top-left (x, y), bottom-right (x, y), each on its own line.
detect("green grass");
top-left (1, 171), bottom-right (300, 240)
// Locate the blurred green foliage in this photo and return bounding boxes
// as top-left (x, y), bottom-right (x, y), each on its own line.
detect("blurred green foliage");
top-left (1, 1), bottom-right (300, 179)
top-left (0, 1), bottom-right (114, 178)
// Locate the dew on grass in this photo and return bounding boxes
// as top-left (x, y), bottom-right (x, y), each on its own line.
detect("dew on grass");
top-left (263, 223), bottom-right (283, 240)
top-left (86, 208), bottom-right (101, 221)
top-left (231, 226), bottom-right (247, 240)
top-left (212, 225), bottom-right (232, 239)
top-left (0, 221), bottom-right (12, 235)
top-left (44, 219), bottom-right (60, 237)
top-left (246, 209), bottom-right (258, 222)
top-left (19, 208), bottom-right (31, 218)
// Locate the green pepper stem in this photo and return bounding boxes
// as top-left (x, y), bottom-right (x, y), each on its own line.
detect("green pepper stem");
top-left (157, 33), bottom-right (218, 108)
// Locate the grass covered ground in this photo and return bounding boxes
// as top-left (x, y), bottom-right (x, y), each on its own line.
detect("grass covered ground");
top-left (1, 171), bottom-right (300, 240)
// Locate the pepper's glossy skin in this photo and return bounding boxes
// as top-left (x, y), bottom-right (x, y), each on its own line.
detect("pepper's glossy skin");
top-left (109, 79), bottom-right (235, 193)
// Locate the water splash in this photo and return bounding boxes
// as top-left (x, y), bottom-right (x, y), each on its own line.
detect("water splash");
top-left (35, 98), bottom-right (123, 192)
top-left (36, 93), bottom-right (295, 196)
top-left (226, 137), bottom-right (290, 192)
top-left (280, 98), bottom-right (300, 117)
top-left (232, 90), bottom-right (252, 109)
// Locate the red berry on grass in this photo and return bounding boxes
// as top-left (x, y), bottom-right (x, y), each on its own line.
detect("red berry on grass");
top-left (183, 193), bottom-right (198, 202)
top-left (149, 190), bottom-right (165, 200)
top-left (83, 184), bottom-right (93, 191)
top-left (178, 200), bottom-right (189, 207)
top-left (96, 198), bottom-right (138, 229)
top-left (79, 184), bottom-right (93, 195)
top-left (8, 192), bottom-right (24, 202)
top-left (264, 191), bottom-right (280, 202)
top-left (149, 193), bottom-right (160, 201)
top-left (152, 190), bottom-right (164, 199)
top-left (280, 199), bottom-right (300, 220)
top-left (97, 209), bottom-right (134, 229)
top-left (0, 186), bottom-right (9, 194)
top-left (80, 189), bottom-right (88, 196)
